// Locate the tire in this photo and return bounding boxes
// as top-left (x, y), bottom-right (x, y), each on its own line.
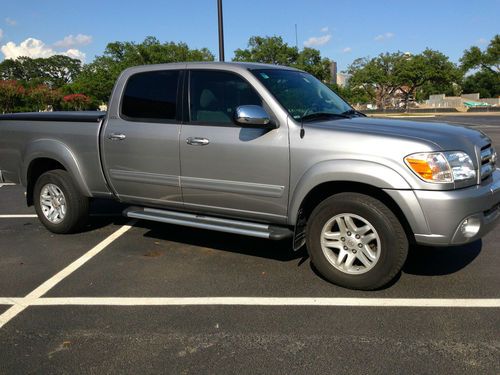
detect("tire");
top-left (306, 192), bottom-right (408, 290)
top-left (34, 169), bottom-right (89, 234)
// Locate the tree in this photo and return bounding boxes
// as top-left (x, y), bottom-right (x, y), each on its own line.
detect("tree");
top-left (233, 36), bottom-right (331, 81)
top-left (461, 34), bottom-right (499, 74)
top-left (234, 36), bottom-right (299, 65)
top-left (0, 80), bottom-right (25, 113)
top-left (395, 49), bottom-right (461, 109)
top-left (71, 37), bottom-right (215, 104)
top-left (0, 55), bottom-right (82, 88)
top-left (462, 70), bottom-right (500, 98)
top-left (347, 53), bottom-right (401, 109)
top-left (460, 35), bottom-right (500, 97)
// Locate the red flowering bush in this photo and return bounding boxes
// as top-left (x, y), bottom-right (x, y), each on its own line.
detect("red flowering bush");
top-left (0, 80), bottom-right (25, 113)
top-left (63, 93), bottom-right (91, 111)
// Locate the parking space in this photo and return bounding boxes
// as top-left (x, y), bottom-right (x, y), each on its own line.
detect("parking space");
top-left (1, 116), bottom-right (500, 373)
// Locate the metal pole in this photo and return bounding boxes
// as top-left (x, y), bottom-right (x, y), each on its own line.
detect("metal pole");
top-left (217, 0), bottom-right (225, 62)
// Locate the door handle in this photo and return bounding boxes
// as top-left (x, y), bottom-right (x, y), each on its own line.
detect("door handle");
top-left (186, 137), bottom-right (210, 146)
top-left (108, 133), bottom-right (126, 141)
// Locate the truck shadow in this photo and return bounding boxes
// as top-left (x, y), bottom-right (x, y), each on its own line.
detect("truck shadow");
top-left (137, 221), bottom-right (306, 262)
top-left (403, 240), bottom-right (482, 276)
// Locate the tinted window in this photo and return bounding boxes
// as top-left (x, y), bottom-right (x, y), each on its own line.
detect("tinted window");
top-left (122, 70), bottom-right (180, 121)
top-left (252, 69), bottom-right (351, 120)
top-left (189, 70), bottom-right (262, 124)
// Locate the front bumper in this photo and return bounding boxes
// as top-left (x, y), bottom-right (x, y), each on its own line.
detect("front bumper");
top-left (411, 169), bottom-right (500, 246)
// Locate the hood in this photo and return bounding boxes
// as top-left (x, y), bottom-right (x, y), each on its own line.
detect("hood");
top-left (310, 117), bottom-right (491, 151)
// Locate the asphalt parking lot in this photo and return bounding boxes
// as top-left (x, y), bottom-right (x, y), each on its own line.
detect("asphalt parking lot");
top-left (1, 115), bottom-right (499, 374)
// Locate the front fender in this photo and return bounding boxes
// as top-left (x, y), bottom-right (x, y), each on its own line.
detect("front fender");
top-left (21, 139), bottom-right (91, 197)
top-left (288, 159), bottom-right (412, 225)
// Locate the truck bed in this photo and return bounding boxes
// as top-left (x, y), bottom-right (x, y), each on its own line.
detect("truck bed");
top-left (0, 111), bottom-right (106, 123)
top-left (0, 111), bottom-right (110, 195)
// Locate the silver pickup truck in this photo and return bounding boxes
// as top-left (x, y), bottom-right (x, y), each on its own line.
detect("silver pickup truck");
top-left (1, 62), bottom-right (499, 290)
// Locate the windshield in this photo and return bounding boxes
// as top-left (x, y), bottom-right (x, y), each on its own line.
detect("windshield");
top-left (251, 69), bottom-right (353, 121)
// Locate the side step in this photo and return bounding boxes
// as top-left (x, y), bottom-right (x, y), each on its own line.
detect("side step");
top-left (123, 207), bottom-right (293, 240)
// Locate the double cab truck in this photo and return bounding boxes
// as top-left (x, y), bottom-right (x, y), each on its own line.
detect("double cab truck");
top-left (1, 62), bottom-right (499, 290)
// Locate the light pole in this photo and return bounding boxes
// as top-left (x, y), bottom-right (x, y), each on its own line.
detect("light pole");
top-left (217, 0), bottom-right (225, 61)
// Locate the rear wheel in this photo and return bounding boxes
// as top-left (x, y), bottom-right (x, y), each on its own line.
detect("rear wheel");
top-left (34, 170), bottom-right (89, 234)
top-left (306, 192), bottom-right (408, 290)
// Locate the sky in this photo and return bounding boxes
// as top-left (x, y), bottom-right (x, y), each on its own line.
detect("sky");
top-left (0, 0), bottom-right (499, 71)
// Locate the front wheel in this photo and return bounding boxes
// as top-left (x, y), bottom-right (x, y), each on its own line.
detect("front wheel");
top-left (306, 193), bottom-right (408, 290)
top-left (34, 170), bottom-right (89, 234)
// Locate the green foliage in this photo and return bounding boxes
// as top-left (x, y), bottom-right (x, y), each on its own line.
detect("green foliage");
top-left (460, 35), bottom-right (500, 97)
top-left (395, 49), bottom-right (461, 108)
top-left (348, 50), bottom-right (460, 108)
top-left (233, 36), bottom-right (331, 82)
top-left (462, 70), bottom-right (500, 98)
top-left (0, 55), bottom-right (82, 88)
top-left (27, 85), bottom-right (63, 111)
top-left (347, 53), bottom-right (401, 108)
top-left (461, 34), bottom-right (499, 74)
top-left (72, 36), bottom-right (215, 103)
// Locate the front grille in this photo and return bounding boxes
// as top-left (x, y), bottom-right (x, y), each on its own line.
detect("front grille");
top-left (480, 144), bottom-right (496, 181)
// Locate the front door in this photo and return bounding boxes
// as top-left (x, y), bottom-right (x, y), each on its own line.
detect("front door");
top-left (180, 69), bottom-right (289, 224)
top-left (102, 69), bottom-right (183, 207)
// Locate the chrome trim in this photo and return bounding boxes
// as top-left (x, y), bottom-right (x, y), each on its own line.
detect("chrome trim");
top-left (0, 170), bottom-right (4, 183)
top-left (481, 147), bottom-right (493, 162)
top-left (110, 169), bottom-right (179, 187)
top-left (234, 105), bottom-right (271, 126)
top-left (479, 144), bottom-right (495, 181)
top-left (181, 176), bottom-right (285, 198)
top-left (186, 137), bottom-right (210, 146)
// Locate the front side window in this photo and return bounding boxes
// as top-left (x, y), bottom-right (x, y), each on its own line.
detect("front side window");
top-left (189, 70), bottom-right (262, 124)
top-left (251, 69), bottom-right (352, 121)
top-left (122, 70), bottom-right (180, 121)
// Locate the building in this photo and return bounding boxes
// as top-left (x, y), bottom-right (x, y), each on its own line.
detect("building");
top-left (336, 73), bottom-right (349, 88)
top-left (329, 61), bottom-right (337, 85)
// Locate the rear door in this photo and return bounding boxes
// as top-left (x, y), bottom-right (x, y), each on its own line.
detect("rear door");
top-left (179, 69), bottom-right (289, 224)
top-left (101, 68), bottom-right (183, 207)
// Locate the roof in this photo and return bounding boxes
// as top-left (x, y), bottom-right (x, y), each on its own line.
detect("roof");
top-left (122, 61), bottom-right (301, 74)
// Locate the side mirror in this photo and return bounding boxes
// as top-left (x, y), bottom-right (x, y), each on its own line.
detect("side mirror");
top-left (234, 105), bottom-right (272, 127)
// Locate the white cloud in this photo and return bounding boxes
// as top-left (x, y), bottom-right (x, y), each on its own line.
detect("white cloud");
top-left (304, 34), bottom-right (331, 47)
top-left (374, 32), bottom-right (395, 41)
top-left (54, 34), bottom-right (92, 48)
top-left (1, 38), bottom-right (86, 61)
top-left (5, 18), bottom-right (17, 26)
top-left (477, 37), bottom-right (487, 45)
top-left (320, 26), bottom-right (329, 33)
top-left (342, 47), bottom-right (352, 53)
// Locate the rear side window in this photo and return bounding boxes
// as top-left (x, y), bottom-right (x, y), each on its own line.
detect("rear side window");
top-left (189, 70), bottom-right (262, 124)
top-left (121, 70), bottom-right (180, 121)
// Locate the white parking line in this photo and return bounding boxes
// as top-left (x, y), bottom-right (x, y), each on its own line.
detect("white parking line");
top-left (0, 183), bottom-right (15, 187)
top-left (1, 297), bottom-right (499, 308)
top-left (0, 214), bottom-right (37, 218)
top-left (0, 214), bottom-right (121, 219)
top-left (0, 221), bottom-right (135, 329)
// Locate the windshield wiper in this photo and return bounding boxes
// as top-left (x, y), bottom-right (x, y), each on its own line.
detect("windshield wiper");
top-left (341, 109), bottom-right (366, 117)
top-left (301, 112), bottom-right (351, 122)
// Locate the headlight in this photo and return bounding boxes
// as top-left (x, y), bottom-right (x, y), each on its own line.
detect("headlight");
top-left (405, 151), bottom-right (476, 183)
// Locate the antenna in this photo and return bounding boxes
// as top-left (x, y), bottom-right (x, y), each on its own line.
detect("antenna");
top-left (295, 24), bottom-right (298, 49)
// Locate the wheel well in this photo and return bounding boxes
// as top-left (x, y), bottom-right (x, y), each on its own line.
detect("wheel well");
top-left (297, 181), bottom-right (414, 243)
top-left (26, 158), bottom-right (66, 206)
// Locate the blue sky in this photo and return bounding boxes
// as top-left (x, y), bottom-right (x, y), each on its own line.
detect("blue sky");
top-left (0, 0), bottom-right (499, 70)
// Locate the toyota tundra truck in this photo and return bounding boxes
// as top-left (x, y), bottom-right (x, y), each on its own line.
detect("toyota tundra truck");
top-left (1, 62), bottom-right (499, 290)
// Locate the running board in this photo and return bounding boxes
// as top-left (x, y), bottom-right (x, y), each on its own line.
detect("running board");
top-left (123, 207), bottom-right (293, 240)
